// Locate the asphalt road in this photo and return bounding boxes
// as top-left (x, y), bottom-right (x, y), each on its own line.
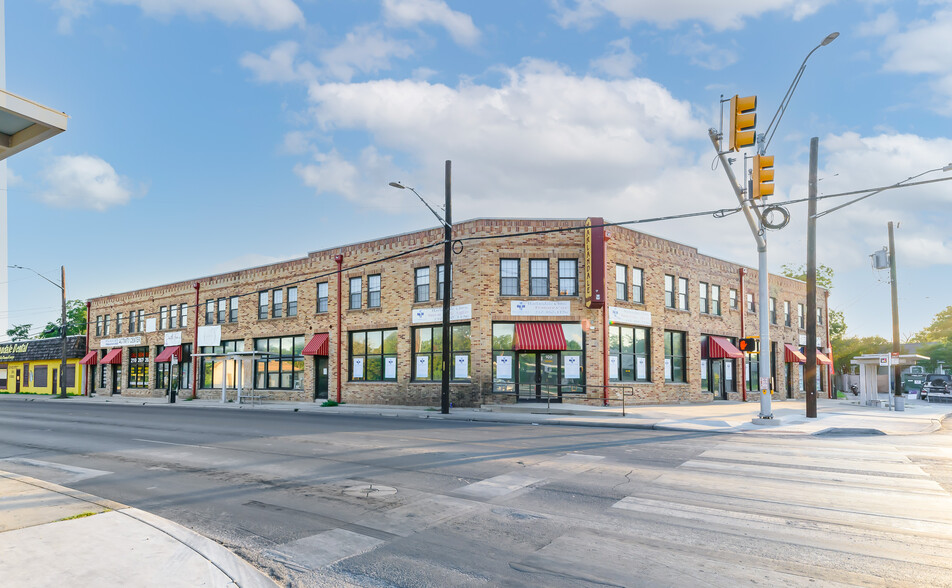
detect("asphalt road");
top-left (1, 397), bottom-right (951, 587)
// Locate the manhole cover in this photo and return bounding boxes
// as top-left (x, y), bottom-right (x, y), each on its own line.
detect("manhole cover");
top-left (344, 483), bottom-right (397, 498)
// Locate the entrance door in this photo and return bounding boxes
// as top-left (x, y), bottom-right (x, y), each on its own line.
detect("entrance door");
top-left (52, 369), bottom-right (58, 395)
top-left (516, 352), bottom-right (561, 402)
top-left (112, 366), bottom-right (120, 395)
top-left (711, 361), bottom-right (725, 400)
top-left (786, 363), bottom-right (793, 398)
top-left (314, 357), bottom-right (329, 400)
top-left (15, 369), bottom-right (20, 393)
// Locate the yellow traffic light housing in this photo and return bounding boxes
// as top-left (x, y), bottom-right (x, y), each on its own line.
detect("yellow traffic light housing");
top-left (728, 95), bottom-right (756, 151)
top-left (752, 154), bottom-right (774, 199)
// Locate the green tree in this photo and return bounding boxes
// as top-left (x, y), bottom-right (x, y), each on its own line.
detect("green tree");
top-left (914, 305), bottom-right (952, 342)
top-left (6, 324), bottom-right (32, 341)
top-left (916, 339), bottom-right (952, 372)
top-left (38, 300), bottom-right (88, 338)
top-left (831, 335), bottom-right (890, 374)
top-left (780, 263), bottom-right (834, 290)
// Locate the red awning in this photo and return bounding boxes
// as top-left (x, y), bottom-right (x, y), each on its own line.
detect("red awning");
top-left (514, 323), bottom-right (566, 351)
top-left (155, 346), bottom-right (182, 363)
top-left (784, 344), bottom-right (806, 363)
top-left (101, 348), bottom-right (122, 365)
top-left (79, 351), bottom-right (98, 365)
top-left (302, 333), bottom-right (330, 356)
top-left (708, 336), bottom-right (743, 359)
top-left (816, 351), bottom-right (833, 366)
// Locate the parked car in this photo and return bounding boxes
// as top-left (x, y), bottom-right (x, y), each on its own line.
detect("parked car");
top-left (920, 374), bottom-right (952, 401)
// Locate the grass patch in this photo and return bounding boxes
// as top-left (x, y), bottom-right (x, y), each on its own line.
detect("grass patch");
top-left (56, 511), bottom-right (105, 522)
top-left (320, 400), bottom-right (339, 407)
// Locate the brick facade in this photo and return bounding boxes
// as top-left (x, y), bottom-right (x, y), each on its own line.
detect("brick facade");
top-left (86, 218), bottom-right (830, 406)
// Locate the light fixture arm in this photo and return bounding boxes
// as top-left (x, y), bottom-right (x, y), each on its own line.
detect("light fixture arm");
top-left (388, 182), bottom-right (449, 228)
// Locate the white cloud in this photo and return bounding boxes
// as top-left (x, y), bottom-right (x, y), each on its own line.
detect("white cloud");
top-left (879, 7), bottom-right (952, 114)
top-left (551, 0), bottom-right (832, 31)
top-left (56, 0), bottom-right (304, 32)
top-left (296, 58), bottom-right (713, 230)
top-left (37, 155), bottom-right (140, 211)
top-left (320, 26), bottom-right (415, 82)
top-left (383, 0), bottom-right (481, 47)
top-left (857, 10), bottom-right (899, 37)
top-left (590, 38), bottom-right (640, 78)
top-left (240, 41), bottom-right (315, 83)
top-left (671, 25), bottom-right (737, 70)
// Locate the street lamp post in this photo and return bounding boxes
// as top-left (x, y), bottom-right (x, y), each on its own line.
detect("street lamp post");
top-left (390, 160), bottom-right (453, 414)
top-left (9, 264), bottom-right (69, 398)
top-left (712, 32), bottom-right (838, 422)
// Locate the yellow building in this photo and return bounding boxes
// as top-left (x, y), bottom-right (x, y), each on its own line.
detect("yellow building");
top-left (0, 336), bottom-right (87, 395)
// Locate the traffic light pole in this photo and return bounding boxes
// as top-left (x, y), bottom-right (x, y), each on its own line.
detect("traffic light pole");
top-left (709, 128), bottom-right (773, 420)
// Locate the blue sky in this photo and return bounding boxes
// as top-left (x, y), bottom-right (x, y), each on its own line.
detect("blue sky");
top-left (4, 0), bottom-right (952, 342)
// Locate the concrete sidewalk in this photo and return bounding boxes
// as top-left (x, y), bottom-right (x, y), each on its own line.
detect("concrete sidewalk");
top-left (20, 392), bottom-right (952, 436)
top-left (0, 471), bottom-right (276, 588)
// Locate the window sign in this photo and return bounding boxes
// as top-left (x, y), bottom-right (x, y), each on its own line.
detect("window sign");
top-left (664, 358), bottom-right (672, 380)
top-left (164, 332), bottom-right (182, 346)
top-left (725, 361), bottom-right (734, 381)
top-left (636, 357), bottom-right (647, 380)
top-left (197, 325), bottom-right (222, 347)
top-left (510, 300), bottom-right (570, 316)
top-left (496, 356), bottom-right (512, 379)
top-left (701, 359), bottom-right (708, 381)
top-left (745, 361), bottom-right (750, 381)
top-left (416, 356), bottom-right (429, 379)
top-left (145, 318), bottom-right (157, 332)
top-left (455, 356), bottom-right (469, 379)
top-left (384, 357), bottom-right (397, 379)
top-left (564, 355), bottom-right (580, 379)
top-left (353, 357), bottom-right (364, 379)
top-left (609, 355), bottom-right (619, 379)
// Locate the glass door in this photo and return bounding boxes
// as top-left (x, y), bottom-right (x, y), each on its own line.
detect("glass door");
top-left (712, 361), bottom-right (724, 400)
top-left (540, 352), bottom-right (560, 402)
top-left (517, 353), bottom-right (538, 400)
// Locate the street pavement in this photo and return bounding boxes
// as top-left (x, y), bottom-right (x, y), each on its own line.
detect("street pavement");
top-left (1, 393), bottom-right (950, 587)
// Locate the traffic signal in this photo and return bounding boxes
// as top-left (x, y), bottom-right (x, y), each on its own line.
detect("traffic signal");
top-left (728, 95), bottom-right (757, 151)
top-left (738, 337), bottom-right (759, 353)
top-left (752, 154), bottom-right (774, 199)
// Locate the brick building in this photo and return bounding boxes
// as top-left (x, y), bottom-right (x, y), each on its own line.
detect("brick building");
top-left (85, 218), bottom-right (831, 406)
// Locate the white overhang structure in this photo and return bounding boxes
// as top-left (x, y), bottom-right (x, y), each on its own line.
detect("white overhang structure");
top-left (0, 89), bottom-right (67, 161)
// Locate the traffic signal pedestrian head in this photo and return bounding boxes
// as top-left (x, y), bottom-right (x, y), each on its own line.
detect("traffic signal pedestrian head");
top-left (738, 337), bottom-right (759, 353)
top-left (752, 154), bottom-right (774, 199)
top-left (728, 94), bottom-right (757, 152)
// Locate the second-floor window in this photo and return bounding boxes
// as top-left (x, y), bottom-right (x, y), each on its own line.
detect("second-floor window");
top-left (169, 306), bottom-right (178, 329)
top-left (367, 275), bottom-right (381, 308)
top-left (206, 300), bottom-right (214, 324)
top-left (116, 312), bottom-right (123, 335)
top-left (128, 312), bottom-right (136, 333)
top-left (711, 285), bottom-right (721, 316)
top-left (258, 291), bottom-right (268, 320)
top-left (678, 277), bottom-right (688, 310)
top-left (317, 283), bottom-right (328, 313)
top-left (230, 297), bottom-right (238, 322)
top-left (784, 301), bottom-right (791, 327)
top-left (272, 289), bottom-right (284, 318)
top-left (798, 303), bottom-right (805, 329)
top-left (437, 264), bottom-right (453, 300)
top-left (350, 277), bottom-right (362, 309)
top-left (500, 259), bottom-right (519, 296)
top-left (558, 259), bottom-right (577, 296)
top-left (415, 267), bottom-right (429, 302)
top-left (632, 267), bottom-right (644, 303)
top-left (160, 306), bottom-right (168, 330)
top-left (181, 303), bottom-right (188, 327)
top-left (96, 316), bottom-right (102, 337)
top-left (770, 297), bottom-right (777, 324)
top-left (664, 275), bottom-right (675, 308)
top-left (217, 298), bottom-right (227, 323)
top-left (699, 283), bottom-right (709, 314)
top-left (747, 293), bottom-right (756, 312)
top-left (287, 287), bottom-right (298, 316)
top-left (616, 264), bottom-right (628, 301)
top-left (530, 259), bottom-right (549, 296)
top-left (730, 289), bottom-right (738, 310)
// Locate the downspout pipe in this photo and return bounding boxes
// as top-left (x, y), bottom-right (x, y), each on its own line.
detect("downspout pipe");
top-left (192, 282), bottom-right (200, 400)
top-left (739, 268), bottom-right (747, 402)
top-left (335, 254), bottom-right (343, 403)
top-left (85, 301), bottom-right (91, 396)
top-left (825, 289), bottom-right (832, 399)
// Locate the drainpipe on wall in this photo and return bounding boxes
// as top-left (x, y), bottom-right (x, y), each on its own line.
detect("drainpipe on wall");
top-left (825, 289), bottom-right (832, 399)
top-left (85, 301), bottom-right (91, 396)
top-left (739, 268), bottom-right (747, 402)
top-left (335, 254), bottom-right (343, 403)
top-left (602, 235), bottom-right (609, 407)
top-left (192, 282), bottom-right (200, 400)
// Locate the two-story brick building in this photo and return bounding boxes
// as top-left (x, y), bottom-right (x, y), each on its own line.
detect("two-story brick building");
top-left (85, 218), bottom-right (831, 406)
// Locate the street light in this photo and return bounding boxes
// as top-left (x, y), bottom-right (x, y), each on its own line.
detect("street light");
top-left (9, 264), bottom-right (69, 398)
top-left (710, 32), bottom-right (838, 422)
top-left (389, 161), bottom-right (453, 414)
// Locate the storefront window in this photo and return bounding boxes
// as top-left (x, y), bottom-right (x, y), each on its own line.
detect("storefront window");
top-left (128, 346), bottom-right (149, 388)
top-left (254, 336), bottom-right (305, 389)
top-left (201, 340), bottom-right (244, 389)
top-left (412, 324), bottom-right (471, 381)
top-left (492, 323), bottom-right (515, 392)
top-left (664, 331), bottom-right (686, 382)
top-left (609, 325), bottom-right (650, 382)
top-left (349, 329), bottom-right (397, 381)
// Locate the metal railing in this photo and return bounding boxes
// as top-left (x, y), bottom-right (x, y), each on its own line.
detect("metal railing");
top-left (491, 383), bottom-right (637, 415)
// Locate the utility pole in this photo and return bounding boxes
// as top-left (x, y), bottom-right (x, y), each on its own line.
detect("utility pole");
top-left (441, 160), bottom-right (452, 414)
top-left (805, 138), bottom-right (818, 417)
top-left (59, 265), bottom-right (67, 398)
top-left (888, 221), bottom-right (904, 411)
